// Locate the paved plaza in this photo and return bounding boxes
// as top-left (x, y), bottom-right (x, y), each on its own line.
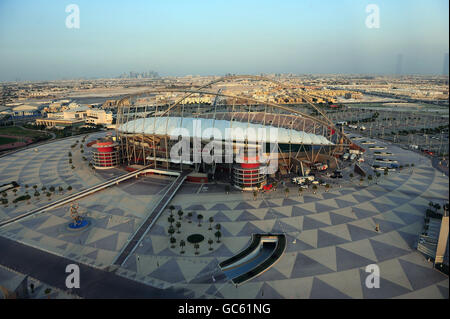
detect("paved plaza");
top-left (0, 133), bottom-right (448, 298)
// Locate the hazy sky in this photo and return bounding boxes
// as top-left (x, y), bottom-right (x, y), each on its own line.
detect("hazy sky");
top-left (0, 0), bottom-right (448, 81)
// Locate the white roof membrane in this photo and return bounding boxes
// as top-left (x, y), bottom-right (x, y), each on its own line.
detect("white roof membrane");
top-left (117, 116), bottom-right (333, 146)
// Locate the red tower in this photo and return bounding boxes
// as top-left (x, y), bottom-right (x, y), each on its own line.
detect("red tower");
top-left (91, 139), bottom-right (119, 169)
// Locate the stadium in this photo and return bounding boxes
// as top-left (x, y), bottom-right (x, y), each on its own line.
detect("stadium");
top-left (112, 76), bottom-right (363, 190)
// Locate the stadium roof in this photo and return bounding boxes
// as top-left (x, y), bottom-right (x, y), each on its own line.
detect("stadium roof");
top-left (118, 116), bottom-right (333, 145)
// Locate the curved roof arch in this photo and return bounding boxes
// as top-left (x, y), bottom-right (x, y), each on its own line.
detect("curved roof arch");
top-left (116, 75), bottom-right (354, 145)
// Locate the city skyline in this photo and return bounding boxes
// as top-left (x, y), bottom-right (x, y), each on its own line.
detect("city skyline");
top-left (0, 0), bottom-right (449, 81)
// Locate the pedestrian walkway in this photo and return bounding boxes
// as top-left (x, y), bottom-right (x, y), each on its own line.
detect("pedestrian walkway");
top-left (113, 170), bottom-right (191, 266)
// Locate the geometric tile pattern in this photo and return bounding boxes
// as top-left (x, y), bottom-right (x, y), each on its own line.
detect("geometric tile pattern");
top-left (0, 135), bottom-right (448, 298)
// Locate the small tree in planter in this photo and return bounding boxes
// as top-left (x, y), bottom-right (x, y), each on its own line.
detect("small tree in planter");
top-left (169, 205), bottom-right (175, 216)
top-left (67, 185), bottom-right (72, 191)
top-left (215, 231), bottom-right (222, 243)
top-left (215, 224), bottom-right (221, 232)
top-left (384, 168), bottom-right (388, 176)
top-left (312, 185), bottom-right (318, 194)
top-left (325, 184), bottom-right (330, 192)
top-left (175, 221), bottom-right (181, 234)
top-left (197, 214), bottom-right (203, 227)
top-left (208, 238), bottom-right (214, 251)
top-left (284, 187), bottom-right (290, 198)
top-left (359, 178), bottom-right (364, 186)
top-left (58, 186), bottom-right (64, 193)
top-left (194, 243), bottom-right (200, 255)
top-left (349, 173), bottom-right (354, 180)
top-left (46, 192), bottom-right (51, 201)
top-left (13, 189), bottom-right (17, 196)
top-left (367, 175), bottom-right (373, 183)
top-left (170, 237), bottom-right (177, 248)
top-left (180, 240), bottom-right (186, 254)
top-left (208, 217), bottom-right (214, 230)
top-left (187, 212), bottom-right (193, 223)
top-left (168, 226), bottom-right (175, 239)
top-left (298, 187), bottom-right (303, 196)
top-left (168, 216), bottom-right (175, 226)
top-left (253, 190), bottom-right (258, 201)
top-left (177, 209), bottom-right (184, 220)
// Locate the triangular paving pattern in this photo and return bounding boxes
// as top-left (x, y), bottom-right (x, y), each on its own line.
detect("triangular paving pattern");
top-left (336, 246), bottom-right (376, 272)
top-left (398, 259), bottom-right (448, 291)
top-left (309, 277), bottom-right (352, 299)
top-left (359, 268), bottom-right (412, 299)
top-left (290, 253), bottom-right (335, 278)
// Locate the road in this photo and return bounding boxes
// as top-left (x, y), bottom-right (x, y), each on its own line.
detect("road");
top-left (0, 236), bottom-right (191, 298)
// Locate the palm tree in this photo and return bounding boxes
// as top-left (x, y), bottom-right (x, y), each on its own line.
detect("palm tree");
top-left (177, 209), bottom-right (184, 220)
top-left (187, 212), bottom-right (193, 223)
top-left (169, 205), bottom-right (175, 216)
top-left (194, 243), bottom-right (200, 255)
top-left (208, 217), bottom-right (214, 230)
top-left (175, 221), bottom-right (181, 234)
top-left (208, 238), bottom-right (214, 251)
top-left (44, 288), bottom-right (52, 299)
top-left (197, 214), bottom-right (203, 227)
top-left (170, 237), bottom-right (177, 248)
top-left (180, 240), bottom-right (186, 254)
top-left (168, 226), bottom-right (175, 239)
top-left (215, 231), bottom-right (222, 243)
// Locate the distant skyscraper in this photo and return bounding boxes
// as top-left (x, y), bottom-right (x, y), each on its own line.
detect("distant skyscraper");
top-left (396, 54), bottom-right (403, 76)
top-left (443, 53), bottom-right (449, 76)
